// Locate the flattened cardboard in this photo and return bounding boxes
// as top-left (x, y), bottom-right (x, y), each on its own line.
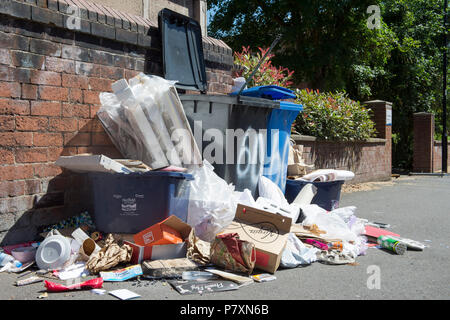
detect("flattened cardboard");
top-left (218, 204), bottom-right (291, 274)
top-left (169, 280), bottom-right (239, 295)
top-left (141, 258), bottom-right (200, 277)
top-left (55, 154), bottom-right (132, 174)
top-left (364, 225), bottom-right (400, 242)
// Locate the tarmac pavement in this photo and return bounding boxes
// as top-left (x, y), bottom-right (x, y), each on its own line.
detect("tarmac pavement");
top-left (0, 175), bottom-right (449, 301)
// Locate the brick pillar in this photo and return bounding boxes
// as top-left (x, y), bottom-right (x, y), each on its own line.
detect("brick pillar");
top-left (364, 100), bottom-right (393, 176)
top-left (413, 113), bottom-right (435, 172)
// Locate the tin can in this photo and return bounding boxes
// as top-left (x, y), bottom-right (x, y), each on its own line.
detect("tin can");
top-left (377, 235), bottom-right (407, 255)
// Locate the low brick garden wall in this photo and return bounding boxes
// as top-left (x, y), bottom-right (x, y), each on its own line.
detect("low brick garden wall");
top-left (292, 134), bottom-right (392, 184)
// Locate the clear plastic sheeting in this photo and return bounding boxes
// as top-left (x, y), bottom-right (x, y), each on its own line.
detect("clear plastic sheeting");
top-left (98, 73), bottom-right (202, 169)
top-left (186, 160), bottom-right (238, 242)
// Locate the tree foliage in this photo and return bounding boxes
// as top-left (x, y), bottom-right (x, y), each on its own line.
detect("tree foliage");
top-left (208, 0), bottom-right (449, 169)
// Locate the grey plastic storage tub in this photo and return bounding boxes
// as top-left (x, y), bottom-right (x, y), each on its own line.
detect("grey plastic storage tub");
top-left (180, 94), bottom-right (279, 197)
top-left (88, 171), bottom-right (193, 234)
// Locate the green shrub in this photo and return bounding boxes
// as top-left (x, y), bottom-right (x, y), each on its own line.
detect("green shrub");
top-left (294, 89), bottom-right (376, 141)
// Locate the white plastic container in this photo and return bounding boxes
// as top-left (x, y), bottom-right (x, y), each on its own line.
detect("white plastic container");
top-left (35, 229), bottom-right (72, 270)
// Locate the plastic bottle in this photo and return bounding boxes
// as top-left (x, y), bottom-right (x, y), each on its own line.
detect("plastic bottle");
top-left (0, 251), bottom-right (23, 268)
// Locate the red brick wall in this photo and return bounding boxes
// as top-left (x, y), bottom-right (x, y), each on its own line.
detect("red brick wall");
top-left (411, 112), bottom-right (449, 173)
top-left (433, 141), bottom-right (450, 172)
top-left (292, 136), bottom-right (391, 184)
top-left (0, 1), bottom-right (234, 244)
top-left (412, 113), bottom-right (435, 172)
top-left (291, 100), bottom-right (393, 184)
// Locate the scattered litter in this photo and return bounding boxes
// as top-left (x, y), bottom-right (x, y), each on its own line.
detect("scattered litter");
top-left (281, 233), bottom-right (318, 268)
top-left (17, 270), bottom-right (33, 279)
top-left (100, 265), bottom-right (143, 282)
top-left (125, 216), bottom-right (192, 264)
top-left (45, 277), bottom-right (103, 293)
top-left (53, 262), bottom-right (88, 280)
top-left (8, 261), bottom-right (35, 273)
top-left (204, 269), bottom-right (254, 286)
top-left (296, 169), bottom-right (355, 182)
top-left (210, 233), bottom-right (256, 275)
top-left (377, 236), bottom-right (407, 255)
top-left (141, 258), bottom-right (200, 278)
top-left (251, 274), bottom-right (277, 283)
top-left (37, 292), bottom-right (48, 299)
top-left (182, 271), bottom-right (219, 281)
top-left (109, 289), bottom-right (141, 300)
top-left (91, 289), bottom-right (107, 295)
top-left (388, 236), bottom-right (425, 251)
top-left (219, 204), bottom-right (291, 274)
top-left (316, 250), bottom-right (356, 265)
top-left (304, 239), bottom-right (329, 251)
top-left (11, 246), bottom-right (37, 264)
top-left (186, 229), bottom-right (211, 265)
top-left (15, 276), bottom-right (43, 287)
top-left (35, 229), bottom-right (72, 271)
top-left (364, 225), bottom-right (400, 242)
top-left (169, 280), bottom-right (239, 295)
top-left (186, 160), bottom-right (238, 242)
top-left (366, 222), bottom-right (391, 229)
top-left (86, 234), bottom-right (132, 274)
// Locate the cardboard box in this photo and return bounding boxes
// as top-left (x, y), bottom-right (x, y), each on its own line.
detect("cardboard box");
top-left (134, 219), bottom-right (183, 246)
top-left (125, 215), bottom-right (192, 264)
top-left (218, 204), bottom-right (292, 274)
top-left (55, 154), bottom-right (132, 174)
top-left (125, 241), bottom-right (188, 264)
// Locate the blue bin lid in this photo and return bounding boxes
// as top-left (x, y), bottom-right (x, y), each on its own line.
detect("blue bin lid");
top-left (237, 85), bottom-right (296, 100)
top-left (279, 101), bottom-right (303, 112)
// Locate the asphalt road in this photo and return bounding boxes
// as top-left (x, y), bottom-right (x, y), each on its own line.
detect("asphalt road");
top-left (1, 175), bottom-right (449, 302)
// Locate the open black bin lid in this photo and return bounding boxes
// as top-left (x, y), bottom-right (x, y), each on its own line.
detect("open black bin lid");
top-left (158, 8), bottom-right (208, 93)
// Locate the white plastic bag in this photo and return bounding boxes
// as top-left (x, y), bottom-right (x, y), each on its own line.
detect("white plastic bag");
top-left (187, 160), bottom-right (238, 242)
top-left (258, 176), bottom-right (289, 207)
top-left (301, 204), bottom-right (358, 242)
top-left (281, 233), bottom-right (318, 268)
top-left (236, 189), bottom-right (257, 207)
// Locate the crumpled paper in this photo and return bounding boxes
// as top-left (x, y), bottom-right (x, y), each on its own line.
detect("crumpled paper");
top-left (86, 234), bottom-right (132, 274)
top-left (186, 229), bottom-right (211, 265)
top-left (210, 233), bottom-right (256, 275)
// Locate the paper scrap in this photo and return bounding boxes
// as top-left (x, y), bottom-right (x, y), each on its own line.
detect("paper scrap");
top-left (109, 289), bottom-right (141, 300)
